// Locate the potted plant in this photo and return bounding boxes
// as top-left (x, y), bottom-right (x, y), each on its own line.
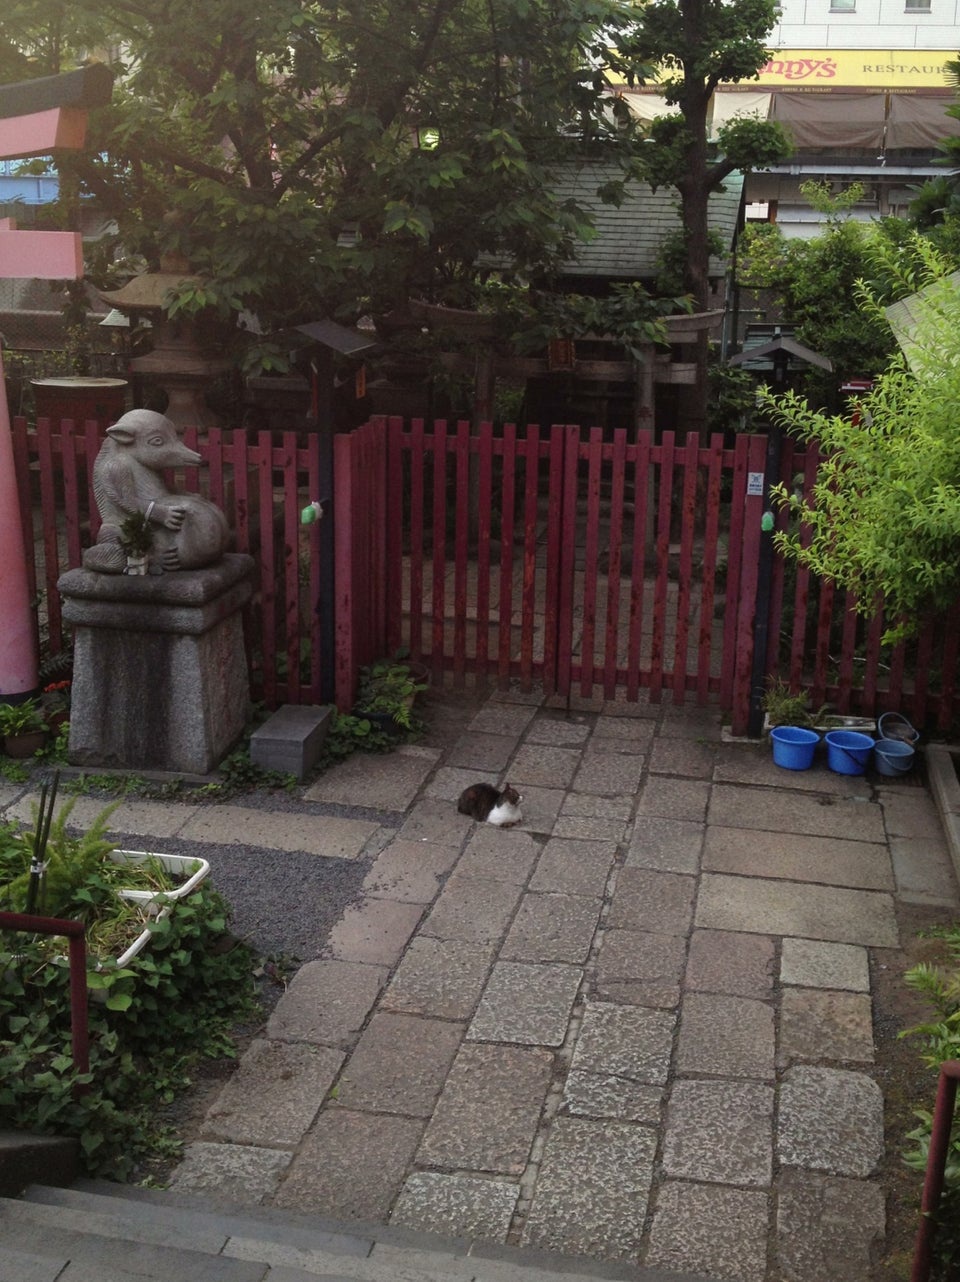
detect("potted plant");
top-left (355, 657), bottom-right (428, 733)
top-left (119, 510), bottom-right (154, 575)
top-left (40, 680), bottom-right (71, 733)
top-left (0, 697), bottom-right (48, 758)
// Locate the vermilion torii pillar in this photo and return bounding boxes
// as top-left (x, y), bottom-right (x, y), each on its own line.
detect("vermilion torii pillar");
top-left (0, 66), bottom-right (113, 700)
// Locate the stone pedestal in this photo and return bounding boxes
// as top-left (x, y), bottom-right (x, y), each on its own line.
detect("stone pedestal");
top-left (58, 554), bottom-right (254, 774)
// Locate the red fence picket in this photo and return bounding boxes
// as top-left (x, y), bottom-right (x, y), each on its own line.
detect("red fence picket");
top-left (12, 412), bottom-right (960, 728)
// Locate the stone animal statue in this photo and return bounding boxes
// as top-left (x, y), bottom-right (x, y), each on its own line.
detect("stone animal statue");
top-left (82, 409), bottom-right (229, 574)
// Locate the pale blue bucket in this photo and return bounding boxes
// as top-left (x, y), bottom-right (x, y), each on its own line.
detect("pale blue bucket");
top-left (874, 737), bottom-right (915, 776)
top-left (824, 729), bottom-right (874, 775)
top-left (770, 725), bottom-right (819, 771)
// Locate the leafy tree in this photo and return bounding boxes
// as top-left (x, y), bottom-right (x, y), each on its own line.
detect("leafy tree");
top-left (767, 264), bottom-right (960, 635)
top-left (608, 0), bottom-right (792, 430)
top-left (1, 0), bottom-right (637, 372)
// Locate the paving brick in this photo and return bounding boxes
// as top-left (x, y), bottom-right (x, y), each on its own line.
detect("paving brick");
top-left (508, 744), bottom-right (582, 789)
top-left (524, 716), bottom-right (592, 747)
top-left (202, 1040), bottom-right (343, 1147)
top-left (776, 1168), bottom-right (885, 1282)
top-left (636, 776), bottom-right (710, 821)
top-left (649, 737), bottom-right (717, 778)
top-left (380, 936), bottom-right (497, 1020)
top-left (391, 1172), bottom-right (519, 1240)
top-left (779, 989), bottom-right (875, 1066)
top-left (266, 959), bottom-right (387, 1047)
top-left (593, 928), bottom-right (686, 1008)
top-left (590, 716), bottom-right (656, 748)
top-left (685, 929), bottom-right (775, 998)
top-left (646, 1182), bottom-right (768, 1282)
top-left (502, 892), bottom-right (602, 964)
top-left (396, 798), bottom-right (474, 845)
top-left (572, 750), bottom-right (644, 795)
top-left (420, 874), bottom-right (523, 945)
top-left (468, 961), bottom-right (582, 1046)
top-left (522, 1117), bottom-right (656, 1260)
top-left (327, 897), bottom-right (425, 966)
top-left (425, 766), bottom-right (490, 801)
top-left (550, 813), bottom-right (628, 842)
top-left (708, 785), bottom-right (885, 842)
top-left (659, 705), bottom-right (723, 739)
top-left (662, 1079), bottom-right (774, 1186)
top-left (778, 1066), bottom-right (885, 1177)
top-left (361, 839), bottom-right (460, 904)
top-left (417, 1043), bottom-right (554, 1174)
top-left (607, 867), bottom-right (695, 935)
top-left (562, 1071), bottom-right (663, 1123)
top-left (467, 704), bottom-right (539, 737)
top-left (512, 785), bottom-right (565, 835)
top-left (696, 874), bottom-right (900, 948)
top-left (781, 938), bottom-right (870, 992)
top-left (335, 1013), bottom-right (464, 1116)
top-left (446, 732), bottom-right (520, 773)
top-left (171, 1143), bottom-right (292, 1202)
top-left (274, 1110), bottom-right (424, 1219)
top-left (455, 826), bottom-right (542, 883)
top-left (569, 1001), bottom-right (676, 1086)
top-left (625, 816), bottom-right (704, 873)
top-left (561, 793), bottom-right (634, 821)
top-left (676, 992), bottom-right (775, 1080)
top-left (703, 826), bottom-right (893, 891)
top-left (529, 837), bottom-right (617, 898)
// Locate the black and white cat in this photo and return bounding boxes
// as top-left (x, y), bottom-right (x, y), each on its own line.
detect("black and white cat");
top-left (456, 781), bottom-right (523, 827)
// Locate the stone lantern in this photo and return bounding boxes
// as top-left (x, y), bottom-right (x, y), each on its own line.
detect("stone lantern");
top-left (99, 253), bottom-right (230, 430)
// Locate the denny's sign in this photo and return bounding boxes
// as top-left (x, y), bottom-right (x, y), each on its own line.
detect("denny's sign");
top-left (752, 49), bottom-right (955, 90)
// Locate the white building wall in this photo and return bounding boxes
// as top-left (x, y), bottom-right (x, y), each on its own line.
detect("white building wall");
top-left (772, 0), bottom-right (960, 48)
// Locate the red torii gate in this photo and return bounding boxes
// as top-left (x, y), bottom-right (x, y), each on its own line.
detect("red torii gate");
top-left (0, 66), bottom-right (113, 700)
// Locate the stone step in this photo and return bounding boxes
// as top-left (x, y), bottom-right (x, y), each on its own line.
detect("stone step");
top-left (9, 1183), bottom-right (723, 1282)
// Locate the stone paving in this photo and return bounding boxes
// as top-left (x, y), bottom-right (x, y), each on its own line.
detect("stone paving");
top-left (35, 691), bottom-right (960, 1281)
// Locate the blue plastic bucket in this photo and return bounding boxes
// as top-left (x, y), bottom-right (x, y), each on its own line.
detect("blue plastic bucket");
top-left (874, 737), bottom-right (915, 777)
top-left (824, 730), bottom-right (874, 775)
top-left (770, 725), bottom-right (819, 771)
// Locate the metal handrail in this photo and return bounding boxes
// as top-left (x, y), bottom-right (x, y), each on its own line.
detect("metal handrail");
top-left (911, 1059), bottom-right (960, 1282)
top-left (0, 911), bottom-right (89, 1089)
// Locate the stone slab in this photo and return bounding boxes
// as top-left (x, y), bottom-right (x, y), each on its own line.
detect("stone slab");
top-left (703, 827), bottom-right (893, 891)
top-left (569, 1002), bottom-right (676, 1087)
top-left (417, 1043), bottom-right (554, 1174)
top-left (560, 793), bottom-right (634, 821)
top-left (507, 744), bottom-right (582, 789)
top-left (708, 784), bottom-right (885, 842)
top-left (391, 1172), bottom-right (519, 1241)
top-left (327, 897), bottom-right (425, 966)
top-left (879, 789), bottom-right (946, 838)
top-left (590, 716), bottom-right (656, 747)
top-left (625, 817), bottom-right (704, 873)
top-left (523, 715), bottom-right (592, 747)
top-left (468, 961), bottom-right (582, 1046)
top-left (607, 868), bottom-right (696, 936)
top-left (888, 835), bottom-right (960, 906)
top-left (8, 793), bottom-right (198, 841)
top-left (635, 776), bottom-right (710, 821)
top-left (512, 785), bottom-right (565, 835)
top-left (646, 1182), bottom-right (768, 1282)
top-left (446, 732), bottom-right (521, 773)
top-left (662, 1079), bottom-right (774, 1186)
top-left (649, 737), bottom-right (717, 778)
top-left (776, 1168), bottom-right (886, 1282)
top-left (335, 1013), bottom-right (464, 1116)
top-left (502, 892), bottom-right (602, 964)
top-left (455, 826), bottom-right (542, 883)
top-left (685, 929), bottom-right (775, 998)
top-left (274, 1110), bottom-right (424, 1219)
top-left (170, 1142), bottom-right (291, 1203)
top-left (467, 704), bottom-right (539, 737)
top-left (176, 805), bottom-right (378, 858)
top-left (529, 838), bottom-right (617, 899)
top-left (266, 959), bottom-right (387, 1047)
top-left (302, 745), bottom-right (441, 811)
top-left (201, 1039), bottom-right (343, 1146)
top-left (521, 1118), bottom-right (656, 1260)
top-left (395, 799), bottom-right (474, 846)
top-left (777, 1066), bottom-right (885, 1177)
top-left (380, 936), bottom-right (498, 1020)
top-left (572, 750), bottom-right (644, 795)
top-left (362, 839), bottom-right (460, 904)
top-left (424, 766), bottom-right (491, 802)
top-left (780, 938), bottom-right (870, 992)
top-left (249, 704), bottom-right (332, 781)
top-left (594, 929), bottom-right (686, 1008)
top-left (420, 874), bottom-right (523, 945)
top-left (550, 814), bottom-right (629, 842)
top-left (714, 746), bottom-right (872, 796)
top-left (779, 989), bottom-right (875, 1066)
top-left (696, 873), bottom-right (900, 948)
top-left (562, 1072), bottom-right (663, 1124)
top-left (658, 705), bottom-right (723, 740)
top-left (676, 992), bottom-right (775, 1080)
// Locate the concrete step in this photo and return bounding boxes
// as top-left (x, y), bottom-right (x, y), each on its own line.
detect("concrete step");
top-left (6, 1182), bottom-right (725, 1282)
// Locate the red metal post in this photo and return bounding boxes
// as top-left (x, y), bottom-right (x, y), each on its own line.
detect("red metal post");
top-left (911, 1060), bottom-right (960, 1282)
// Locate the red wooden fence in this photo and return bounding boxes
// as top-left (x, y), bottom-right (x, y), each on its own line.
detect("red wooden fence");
top-left (14, 412), bottom-right (960, 734)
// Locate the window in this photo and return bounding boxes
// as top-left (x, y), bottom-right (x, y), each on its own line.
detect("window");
top-left (830, 0), bottom-right (856, 10)
top-left (904, 0), bottom-right (931, 9)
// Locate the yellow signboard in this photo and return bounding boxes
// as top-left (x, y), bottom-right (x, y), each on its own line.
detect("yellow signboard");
top-left (612, 49), bottom-right (955, 91)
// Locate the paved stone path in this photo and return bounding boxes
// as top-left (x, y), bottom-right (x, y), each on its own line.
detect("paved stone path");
top-left (8, 689), bottom-right (958, 1281)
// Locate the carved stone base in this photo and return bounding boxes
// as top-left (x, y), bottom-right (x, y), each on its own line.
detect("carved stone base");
top-left (58, 554), bottom-right (254, 774)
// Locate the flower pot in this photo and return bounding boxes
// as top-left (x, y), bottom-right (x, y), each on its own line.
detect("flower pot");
top-left (3, 729), bottom-right (48, 758)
